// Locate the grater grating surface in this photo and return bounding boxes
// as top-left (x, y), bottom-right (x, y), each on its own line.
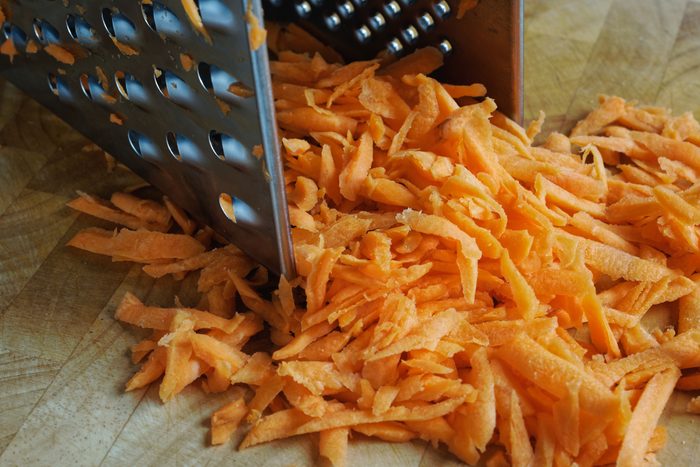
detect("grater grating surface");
top-left (264, 0), bottom-right (523, 120)
top-left (0, 0), bottom-right (522, 277)
top-left (0, 0), bottom-right (294, 277)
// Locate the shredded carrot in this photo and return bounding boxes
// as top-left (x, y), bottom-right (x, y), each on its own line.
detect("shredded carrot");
top-left (163, 195), bottom-right (196, 235)
top-left (110, 192), bottom-right (171, 226)
top-left (181, 0), bottom-right (211, 42)
top-left (319, 427), bottom-right (349, 467)
top-left (211, 397), bottom-right (247, 445)
top-left (617, 367), bottom-right (680, 467)
top-left (67, 192), bottom-right (171, 232)
top-left (62, 35), bottom-right (700, 467)
top-left (245, 0), bottom-right (266, 51)
top-left (68, 227), bottom-right (204, 262)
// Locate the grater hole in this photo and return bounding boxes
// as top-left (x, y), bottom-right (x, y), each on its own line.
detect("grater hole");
top-left (324, 13), bottom-right (341, 30)
top-left (47, 72), bottom-right (75, 102)
top-left (154, 67), bottom-right (194, 108)
top-left (79, 73), bottom-right (94, 100)
top-left (141, 2), bottom-right (157, 31)
top-left (197, 62), bottom-right (251, 102)
top-left (197, 62), bottom-right (213, 90)
top-left (432, 0), bottom-right (452, 19)
top-left (181, 0), bottom-right (206, 36)
top-left (196, 0), bottom-right (235, 32)
top-left (154, 68), bottom-right (169, 96)
top-left (354, 25), bottom-right (371, 43)
top-left (47, 72), bottom-right (67, 97)
top-left (128, 130), bottom-right (145, 157)
top-left (101, 8), bottom-right (138, 44)
top-left (48, 73), bottom-right (59, 96)
top-left (33, 18), bottom-right (61, 44)
top-left (383, 1), bottom-right (401, 18)
top-left (115, 70), bottom-right (150, 107)
top-left (416, 12), bottom-right (435, 32)
top-left (79, 73), bottom-right (115, 104)
top-left (209, 131), bottom-right (249, 169)
top-left (166, 132), bottom-right (200, 162)
top-left (66, 14), bottom-right (98, 46)
top-left (114, 71), bottom-right (131, 99)
top-left (141, 1), bottom-right (185, 38)
top-left (437, 38), bottom-right (453, 57)
top-left (2, 23), bottom-right (28, 49)
top-left (368, 13), bottom-right (386, 31)
top-left (218, 193), bottom-right (236, 222)
top-left (337, 1), bottom-right (355, 18)
top-left (400, 25), bottom-right (419, 45)
top-left (219, 193), bottom-right (258, 226)
top-left (165, 132), bottom-right (183, 161)
top-left (128, 130), bottom-right (159, 159)
top-left (295, 1), bottom-right (312, 18)
top-left (387, 37), bottom-right (403, 55)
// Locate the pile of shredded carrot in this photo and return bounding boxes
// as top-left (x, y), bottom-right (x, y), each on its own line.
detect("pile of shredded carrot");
top-left (65, 31), bottom-right (700, 467)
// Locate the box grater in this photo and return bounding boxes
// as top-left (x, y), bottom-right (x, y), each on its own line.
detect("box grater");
top-left (0, 0), bottom-right (522, 278)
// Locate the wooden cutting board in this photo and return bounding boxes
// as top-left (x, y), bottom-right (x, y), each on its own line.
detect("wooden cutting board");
top-left (1, 1), bottom-right (699, 465)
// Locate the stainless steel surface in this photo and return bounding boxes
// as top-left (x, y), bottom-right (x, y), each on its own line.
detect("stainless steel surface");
top-left (0, 0), bottom-right (523, 278)
top-left (265, 0), bottom-right (523, 120)
top-left (0, 0), bottom-right (294, 277)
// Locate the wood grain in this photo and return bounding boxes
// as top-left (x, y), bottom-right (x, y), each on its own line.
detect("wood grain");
top-left (0, 349), bottom-right (61, 453)
top-left (656, 0), bottom-right (700, 113)
top-left (563, 0), bottom-right (689, 125)
top-left (1, 1), bottom-right (699, 465)
top-left (0, 189), bottom-right (75, 312)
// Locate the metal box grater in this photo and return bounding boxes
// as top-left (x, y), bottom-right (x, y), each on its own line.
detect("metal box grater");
top-left (0, 0), bottom-right (522, 278)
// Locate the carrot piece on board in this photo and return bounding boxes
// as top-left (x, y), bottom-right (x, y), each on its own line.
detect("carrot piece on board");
top-left (68, 193), bottom-right (170, 232)
top-left (110, 192), bottom-right (171, 227)
top-left (319, 427), bottom-right (349, 467)
top-left (617, 367), bottom-right (680, 467)
top-left (125, 347), bottom-right (166, 391)
top-left (115, 292), bottom-right (244, 333)
top-left (496, 333), bottom-right (618, 415)
top-left (352, 422), bottom-right (416, 442)
top-left (448, 347), bottom-right (495, 464)
top-left (68, 227), bottom-right (205, 263)
top-left (211, 397), bottom-right (248, 445)
top-left (679, 275), bottom-right (700, 333)
top-left (163, 196), bottom-right (197, 235)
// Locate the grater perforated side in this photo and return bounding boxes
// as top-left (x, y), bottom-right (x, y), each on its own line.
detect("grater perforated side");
top-left (264, 0), bottom-right (523, 120)
top-left (0, 0), bottom-right (294, 277)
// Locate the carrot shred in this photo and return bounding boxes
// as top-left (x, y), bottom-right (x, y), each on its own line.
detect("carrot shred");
top-left (211, 397), bottom-right (247, 445)
top-left (109, 192), bottom-right (171, 226)
top-left (163, 196), bottom-right (197, 235)
top-left (319, 427), bottom-right (349, 467)
top-left (68, 227), bottom-right (204, 263)
top-left (63, 37), bottom-right (700, 465)
top-left (115, 292), bottom-right (244, 333)
top-left (67, 193), bottom-right (170, 232)
top-left (617, 367), bottom-right (680, 467)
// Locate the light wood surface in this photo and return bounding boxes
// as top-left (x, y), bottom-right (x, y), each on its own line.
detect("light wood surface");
top-left (1, 1), bottom-right (699, 465)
